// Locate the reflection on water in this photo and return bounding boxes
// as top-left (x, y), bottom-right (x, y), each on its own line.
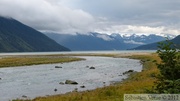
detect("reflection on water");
top-left (0, 56), bottom-right (142, 101)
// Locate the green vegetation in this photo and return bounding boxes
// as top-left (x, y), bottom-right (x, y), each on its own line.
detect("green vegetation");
top-left (0, 55), bottom-right (84, 68)
top-left (0, 16), bottom-right (70, 52)
top-left (152, 40), bottom-right (180, 93)
top-left (12, 53), bottom-right (161, 101)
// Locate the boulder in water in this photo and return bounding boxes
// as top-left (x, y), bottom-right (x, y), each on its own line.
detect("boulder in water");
top-left (89, 66), bottom-right (95, 69)
top-left (55, 66), bottom-right (62, 68)
top-left (65, 80), bottom-right (78, 85)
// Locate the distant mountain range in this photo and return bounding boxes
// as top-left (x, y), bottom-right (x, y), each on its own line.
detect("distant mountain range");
top-left (132, 35), bottom-right (180, 50)
top-left (45, 32), bottom-right (175, 51)
top-left (0, 16), bottom-right (70, 52)
top-left (1, 16), bottom-right (178, 52)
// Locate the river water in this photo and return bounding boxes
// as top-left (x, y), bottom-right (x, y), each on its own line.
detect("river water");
top-left (0, 55), bottom-right (142, 101)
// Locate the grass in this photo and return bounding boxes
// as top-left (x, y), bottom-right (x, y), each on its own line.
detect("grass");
top-left (12, 53), bottom-right (161, 101)
top-left (0, 53), bottom-right (121, 68)
top-left (0, 55), bottom-right (84, 68)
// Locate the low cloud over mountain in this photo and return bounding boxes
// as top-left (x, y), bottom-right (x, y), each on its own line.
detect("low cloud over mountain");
top-left (45, 32), bottom-right (175, 51)
top-left (0, 0), bottom-right (180, 36)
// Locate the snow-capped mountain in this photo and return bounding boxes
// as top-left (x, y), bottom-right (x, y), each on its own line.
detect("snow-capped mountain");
top-left (44, 32), bottom-right (177, 51)
top-left (132, 35), bottom-right (180, 50)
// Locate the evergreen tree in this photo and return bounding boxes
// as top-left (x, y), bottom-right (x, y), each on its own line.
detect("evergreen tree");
top-left (153, 39), bottom-right (180, 93)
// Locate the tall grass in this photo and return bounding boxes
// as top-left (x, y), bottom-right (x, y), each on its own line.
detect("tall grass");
top-left (13, 53), bottom-right (160, 101)
top-left (0, 56), bottom-right (84, 68)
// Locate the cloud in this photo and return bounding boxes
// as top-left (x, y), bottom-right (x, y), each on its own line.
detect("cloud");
top-left (0, 0), bottom-right (180, 36)
top-left (95, 25), bottom-right (180, 36)
top-left (61, 0), bottom-right (180, 35)
top-left (124, 40), bottom-right (145, 45)
top-left (0, 0), bottom-right (95, 34)
top-left (96, 34), bottom-right (114, 41)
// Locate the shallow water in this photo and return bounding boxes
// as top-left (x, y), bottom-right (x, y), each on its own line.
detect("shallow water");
top-left (0, 56), bottom-right (142, 101)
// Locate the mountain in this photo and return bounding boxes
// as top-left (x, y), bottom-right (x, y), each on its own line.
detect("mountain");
top-left (132, 35), bottom-right (180, 50)
top-left (0, 16), bottom-right (70, 52)
top-left (44, 32), bottom-right (173, 51)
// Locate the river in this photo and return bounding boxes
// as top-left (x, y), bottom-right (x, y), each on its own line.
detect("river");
top-left (0, 52), bottom-right (145, 101)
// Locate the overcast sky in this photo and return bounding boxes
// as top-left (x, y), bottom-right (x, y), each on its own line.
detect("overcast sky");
top-left (0, 0), bottom-right (180, 35)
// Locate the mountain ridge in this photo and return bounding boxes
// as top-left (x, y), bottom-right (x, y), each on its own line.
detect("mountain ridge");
top-left (44, 32), bottom-right (173, 51)
top-left (131, 35), bottom-right (180, 50)
top-left (0, 16), bottom-right (70, 52)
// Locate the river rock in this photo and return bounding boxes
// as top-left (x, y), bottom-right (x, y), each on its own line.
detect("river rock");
top-left (54, 88), bottom-right (57, 92)
top-left (59, 82), bottom-right (65, 85)
top-left (65, 80), bottom-right (78, 85)
top-left (22, 95), bottom-right (27, 98)
top-left (80, 85), bottom-right (85, 88)
top-left (55, 66), bottom-right (62, 68)
top-left (89, 66), bottom-right (95, 69)
top-left (123, 70), bottom-right (134, 75)
top-left (128, 70), bottom-right (134, 72)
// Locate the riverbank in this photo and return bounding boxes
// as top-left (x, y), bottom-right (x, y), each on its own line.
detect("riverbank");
top-left (0, 51), bottom-right (151, 68)
top-left (0, 55), bottom-right (84, 68)
top-left (10, 52), bottom-right (160, 101)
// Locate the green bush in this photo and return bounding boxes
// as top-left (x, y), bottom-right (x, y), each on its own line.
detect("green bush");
top-left (153, 39), bottom-right (180, 93)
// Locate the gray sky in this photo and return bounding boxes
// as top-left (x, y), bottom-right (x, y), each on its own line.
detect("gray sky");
top-left (0, 0), bottom-right (180, 35)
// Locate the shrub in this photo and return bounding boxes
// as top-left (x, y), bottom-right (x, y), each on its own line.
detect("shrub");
top-left (153, 39), bottom-right (180, 93)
